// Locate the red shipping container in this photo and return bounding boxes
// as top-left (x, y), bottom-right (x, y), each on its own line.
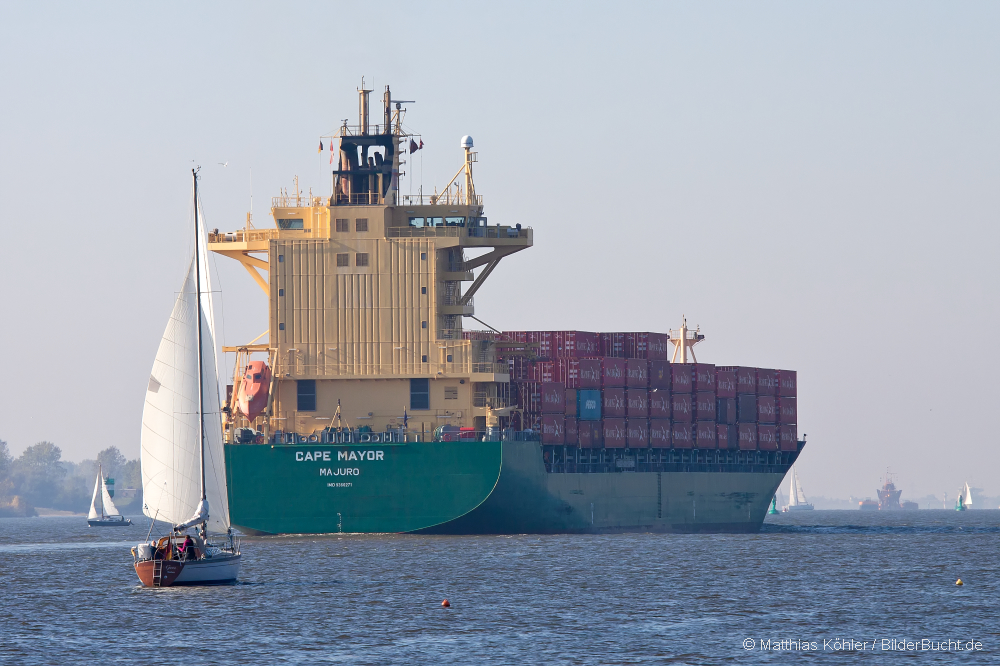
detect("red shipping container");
top-left (500, 331), bottom-right (527, 343)
top-left (526, 331), bottom-right (554, 357)
top-left (599, 332), bottom-right (626, 358)
top-left (531, 361), bottom-right (555, 383)
top-left (716, 369), bottom-right (737, 398)
top-left (693, 364), bottom-right (716, 391)
top-left (671, 364), bottom-right (693, 393)
top-left (778, 369), bottom-right (797, 397)
top-left (515, 381), bottom-right (542, 413)
top-left (602, 357), bottom-right (626, 387)
top-left (647, 332), bottom-right (669, 360)
top-left (578, 421), bottom-right (596, 448)
top-left (626, 388), bottom-right (649, 417)
top-left (671, 393), bottom-right (693, 422)
top-left (779, 424), bottom-right (798, 451)
top-left (554, 358), bottom-right (580, 388)
top-left (649, 419), bottom-right (671, 447)
top-left (554, 331), bottom-right (600, 358)
top-left (778, 397), bottom-right (796, 424)
top-left (541, 414), bottom-right (565, 444)
top-left (736, 367), bottom-right (757, 395)
top-left (671, 422), bottom-right (693, 449)
top-left (565, 417), bottom-right (579, 445)
top-left (717, 424), bottom-right (737, 450)
top-left (627, 418), bottom-right (649, 448)
top-left (694, 421), bottom-right (717, 449)
top-left (626, 358), bottom-right (649, 387)
top-left (603, 418), bottom-right (627, 448)
top-left (756, 368), bottom-right (778, 396)
top-left (738, 423), bottom-right (758, 450)
top-left (565, 389), bottom-right (578, 416)
top-left (508, 357), bottom-right (530, 381)
top-left (648, 389), bottom-right (670, 418)
top-left (649, 360), bottom-right (671, 389)
top-left (603, 387), bottom-right (626, 417)
top-left (578, 359), bottom-right (602, 388)
top-left (694, 391), bottom-right (716, 421)
top-left (541, 382), bottom-right (566, 414)
top-left (757, 395), bottom-right (777, 424)
top-left (757, 424), bottom-right (777, 451)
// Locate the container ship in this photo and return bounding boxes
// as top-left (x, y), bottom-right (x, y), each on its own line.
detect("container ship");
top-left (208, 83), bottom-right (805, 535)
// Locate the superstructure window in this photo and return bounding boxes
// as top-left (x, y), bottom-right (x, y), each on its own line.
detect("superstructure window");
top-left (408, 217), bottom-right (424, 228)
top-left (421, 321), bottom-right (427, 329)
top-left (278, 289), bottom-right (284, 296)
top-left (336, 219), bottom-right (349, 232)
top-left (444, 217), bottom-right (465, 226)
top-left (355, 218), bottom-right (368, 232)
top-left (447, 355), bottom-right (453, 363)
top-left (421, 355), bottom-right (427, 363)
top-left (337, 253), bottom-right (349, 267)
top-left (356, 253), bottom-right (369, 267)
top-left (278, 323), bottom-right (285, 330)
top-left (420, 252), bottom-right (426, 260)
top-left (297, 380), bottom-right (316, 412)
top-left (278, 218), bottom-right (304, 230)
top-left (421, 287), bottom-right (427, 295)
top-left (410, 378), bottom-right (430, 410)
top-left (278, 255), bottom-right (284, 262)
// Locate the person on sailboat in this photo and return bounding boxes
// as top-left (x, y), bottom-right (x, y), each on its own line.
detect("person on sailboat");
top-left (179, 535), bottom-right (196, 561)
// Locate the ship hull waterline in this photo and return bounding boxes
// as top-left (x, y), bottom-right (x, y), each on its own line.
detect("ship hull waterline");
top-left (226, 440), bottom-right (800, 536)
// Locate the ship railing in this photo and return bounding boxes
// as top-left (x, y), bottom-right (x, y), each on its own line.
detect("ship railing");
top-left (471, 362), bottom-right (506, 374)
top-left (432, 429), bottom-right (540, 443)
top-left (399, 193), bottom-right (483, 207)
top-left (387, 226), bottom-right (461, 239)
top-left (333, 192), bottom-right (383, 206)
top-left (262, 428), bottom-right (539, 445)
top-left (468, 225), bottom-right (531, 239)
top-left (208, 229), bottom-right (280, 243)
top-left (272, 195), bottom-right (327, 208)
top-left (473, 393), bottom-right (507, 408)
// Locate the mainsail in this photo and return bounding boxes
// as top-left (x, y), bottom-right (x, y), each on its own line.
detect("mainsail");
top-left (964, 483), bottom-right (973, 508)
top-left (100, 475), bottom-right (121, 517)
top-left (140, 197), bottom-right (230, 533)
top-left (794, 469), bottom-right (808, 504)
top-left (88, 475), bottom-right (102, 520)
top-left (788, 469), bottom-right (799, 507)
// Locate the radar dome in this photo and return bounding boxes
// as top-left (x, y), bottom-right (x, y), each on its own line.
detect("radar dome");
top-left (460, 135), bottom-right (474, 148)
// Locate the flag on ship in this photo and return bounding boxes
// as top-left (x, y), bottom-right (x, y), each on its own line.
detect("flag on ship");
top-left (318, 140), bottom-right (323, 153)
top-left (409, 139), bottom-right (423, 153)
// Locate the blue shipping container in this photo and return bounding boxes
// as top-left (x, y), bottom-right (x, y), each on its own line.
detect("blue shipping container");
top-left (578, 389), bottom-right (602, 421)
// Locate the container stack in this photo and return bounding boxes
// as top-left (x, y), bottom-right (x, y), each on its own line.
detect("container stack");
top-left (491, 330), bottom-right (797, 452)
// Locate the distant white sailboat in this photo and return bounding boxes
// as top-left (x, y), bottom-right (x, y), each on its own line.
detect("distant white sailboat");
top-left (963, 483), bottom-right (972, 509)
top-left (783, 467), bottom-right (814, 511)
top-left (87, 463), bottom-right (132, 527)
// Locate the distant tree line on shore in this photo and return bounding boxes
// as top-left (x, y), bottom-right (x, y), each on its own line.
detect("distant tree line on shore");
top-left (0, 439), bottom-right (142, 517)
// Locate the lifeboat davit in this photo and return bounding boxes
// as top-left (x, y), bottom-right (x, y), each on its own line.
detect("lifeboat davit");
top-left (237, 361), bottom-right (271, 422)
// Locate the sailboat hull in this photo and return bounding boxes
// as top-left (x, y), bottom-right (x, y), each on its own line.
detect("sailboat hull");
top-left (135, 554), bottom-right (241, 587)
top-left (88, 518), bottom-right (132, 527)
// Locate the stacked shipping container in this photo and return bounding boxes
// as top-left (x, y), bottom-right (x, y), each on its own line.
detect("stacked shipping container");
top-left (493, 330), bottom-right (798, 452)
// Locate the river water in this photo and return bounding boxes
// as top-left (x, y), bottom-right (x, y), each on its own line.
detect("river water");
top-left (2, 511), bottom-right (996, 664)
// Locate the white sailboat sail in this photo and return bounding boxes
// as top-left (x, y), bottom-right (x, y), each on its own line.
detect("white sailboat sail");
top-left (795, 470), bottom-right (809, 504)
top-left (788, 469), bottom-right (799, 507)
top-left (100, 475), bottom-right (121, 517)
top-left (964, 483), bottom-right (973, 508)
top-left (140, 198), bottom-right (230, 534)
top-left (88, 475), bottom-right (102, 520)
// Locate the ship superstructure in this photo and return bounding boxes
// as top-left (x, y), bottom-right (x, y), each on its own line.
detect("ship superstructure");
top-left (210, 84), bottom-right (526, 441)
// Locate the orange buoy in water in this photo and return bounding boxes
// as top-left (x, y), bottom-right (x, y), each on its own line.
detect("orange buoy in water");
top-left (442, 599), bottom-right (451, 607)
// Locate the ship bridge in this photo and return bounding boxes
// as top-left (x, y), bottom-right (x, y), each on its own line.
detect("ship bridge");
top-left (208, 82), bottom-right (531, 441)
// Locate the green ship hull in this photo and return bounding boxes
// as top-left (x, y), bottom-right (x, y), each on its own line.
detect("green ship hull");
top-left (225, 440), bottom-right (799, 535)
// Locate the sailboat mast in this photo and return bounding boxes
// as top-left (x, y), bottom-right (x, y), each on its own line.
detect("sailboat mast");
top-left (193, 168), bottom-right (207, 505)
top-left (99, 463), bottom-right (104, 519)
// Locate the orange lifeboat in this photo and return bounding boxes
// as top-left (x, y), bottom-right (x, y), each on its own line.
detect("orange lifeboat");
top-left (237, 361), bottom-right (271, 422)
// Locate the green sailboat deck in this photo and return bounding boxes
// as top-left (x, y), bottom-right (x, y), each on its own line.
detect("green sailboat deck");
top-left (225, 440), bottom-right (800, 535)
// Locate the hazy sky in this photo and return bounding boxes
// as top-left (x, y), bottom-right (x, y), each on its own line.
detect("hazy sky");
top-left (1, 2), bottom-right (997, 501)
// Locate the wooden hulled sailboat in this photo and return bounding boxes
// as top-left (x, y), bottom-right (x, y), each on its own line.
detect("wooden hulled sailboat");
top-left (132, 169), bottom-right (241, 587)
top-left (88, 463), bottom-right (131, 527)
